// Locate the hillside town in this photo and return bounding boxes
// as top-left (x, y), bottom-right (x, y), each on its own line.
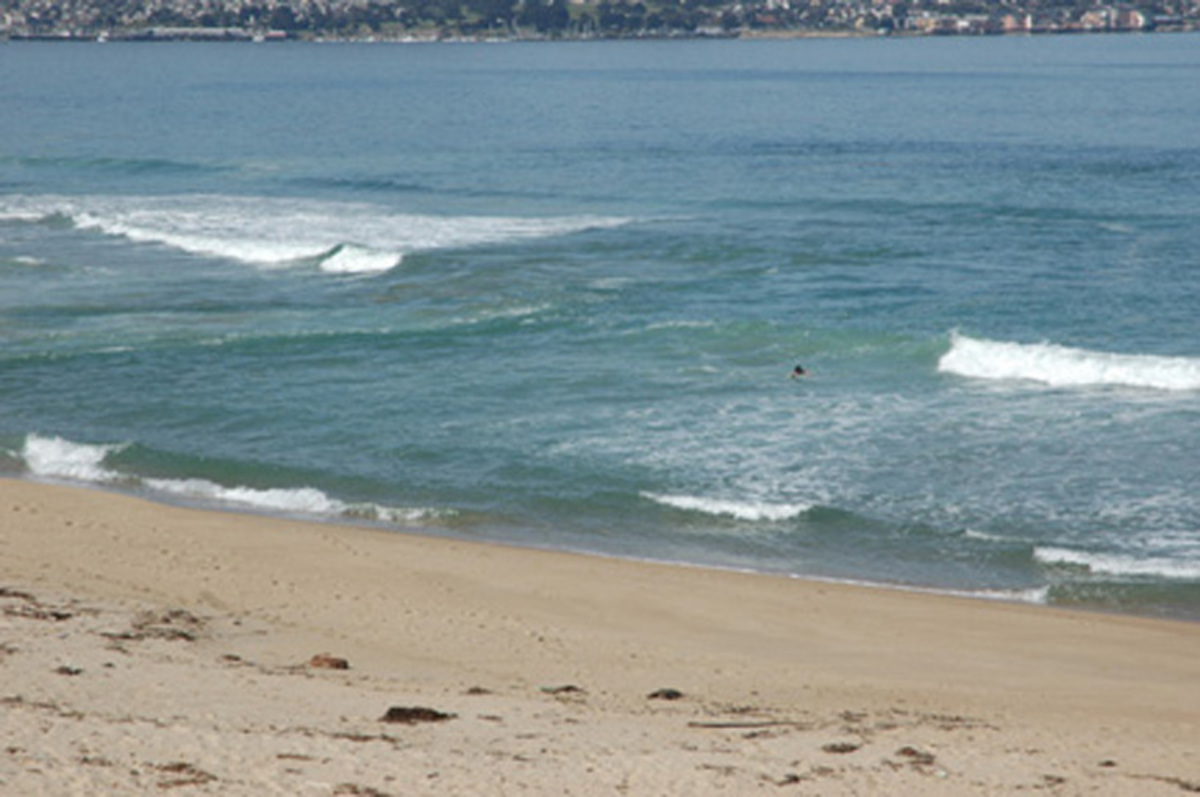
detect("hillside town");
top-left (3, 0), bottom-right (1198, 40)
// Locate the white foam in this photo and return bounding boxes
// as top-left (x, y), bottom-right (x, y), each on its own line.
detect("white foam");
top-left (1141, 531), bottom-right (1200, 554)
top-left (643, 492), bottom-right (811, 522)
top-left (144, 477), bottom-right (343, 515)
top-left (16, 434), bottom-right (447, 525)
top-left (962, 585), bottom-right (1051, 605)
top-left (929, 584), bottom-right (1051, 605)
top-left (0, 203), bottom-right (48, 223)
top-left (343, 502), bottom-right (454, 524)
top-left (962, 528), bottom-right (1009, 543)
top-left (318, 244), bottom-right (402, 274)
top-left (644, 320), bottom-right (716, 332)
top-left (784, 573), bottom-right (1050, 606)
top-left (1034, 546), bottom-right (1200, 580)
top-left (1, 194), bottom-right (631, 274)
top-left (939, 332), bottom-right (1200, 392)
top-left (73, 210), bottom-right (326, 265)
top-left (21, 434), bottom-right (126, 482)
top-left (454, 304), bottom-right (549, 327)
top-left (142, 476), bottom-right (449, 524)
top-left (589, 277), bottom-right (634, 291)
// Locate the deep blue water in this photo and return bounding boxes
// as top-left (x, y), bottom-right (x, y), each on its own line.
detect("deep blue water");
top-left (2, 35), bottom-right (1199, 617)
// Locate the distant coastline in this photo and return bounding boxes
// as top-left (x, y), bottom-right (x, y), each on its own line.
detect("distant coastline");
top-left (4, 0), bottom-right (1198, 44)
top-left (7, 27), bottom-right (1199, 44)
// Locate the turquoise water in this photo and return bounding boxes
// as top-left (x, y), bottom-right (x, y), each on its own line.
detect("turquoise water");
top-left (3, 36), bottom-right (1199, 617)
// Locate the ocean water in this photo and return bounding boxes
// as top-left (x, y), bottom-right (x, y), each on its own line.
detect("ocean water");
top-left (2, 36), bottom-right (1199, 618)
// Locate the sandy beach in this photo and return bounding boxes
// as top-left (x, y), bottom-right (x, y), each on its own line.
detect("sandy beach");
top-left (1, 478), bottom-right (1197, 795)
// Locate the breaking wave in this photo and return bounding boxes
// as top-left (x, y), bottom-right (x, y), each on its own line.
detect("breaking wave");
top-left (643, 492), bottom-right (812, 522)
top-left (317, 244), bottom-right (403, 274)
top-left (0, 194), bottom-right (632, 274)
top-left (17, 434), bottom-right (447, 525)
top-left (938, 332), bottom-right (1200, 391)
top-left (21, 435), bottom-right (127, 483)
top-left (1035, 546), bottom-right (1200, 581)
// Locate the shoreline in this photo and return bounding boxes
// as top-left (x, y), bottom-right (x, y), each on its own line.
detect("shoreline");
top-left (7, 474), bottom-right (1184, 624)
top-left (0, 476), bottom-right (1112, 620)
top-left (3, 477), bottom-right (1199, 794)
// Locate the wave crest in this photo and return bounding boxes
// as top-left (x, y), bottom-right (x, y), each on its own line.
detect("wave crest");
top-left (15, 434), bottom-right (448, 526)
top-left (643, 492), bottom-right (811, 522)
top-left (939, 333), bottom-right (1200, 391)
top-left (22, 435), bottom-right (127, 482)
top-left (0, 194), bottom-right (632, 274)
top-left (1035, 546), bottom-right (1200, 580)
top-left (318, 244), bottom-right (403, 274)
top-left (144, 476), bottom-right (451, 523)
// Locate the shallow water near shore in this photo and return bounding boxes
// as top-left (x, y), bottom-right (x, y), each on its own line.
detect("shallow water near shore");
top-left (2, 35), bottom-right (1199, 618)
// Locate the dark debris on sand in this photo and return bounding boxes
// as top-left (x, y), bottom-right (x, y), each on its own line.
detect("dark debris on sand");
top-left (648, 688), bottom-right (685, 701)
top-left (379, 706), bottom-right (456, 724)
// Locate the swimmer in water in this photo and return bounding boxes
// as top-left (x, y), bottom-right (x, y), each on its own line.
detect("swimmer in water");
top-left (791, 364), bottom-right (809, 379)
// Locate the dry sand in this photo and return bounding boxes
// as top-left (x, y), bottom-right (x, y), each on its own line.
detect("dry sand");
top-left (1, 478), bottom-right (1197, 795)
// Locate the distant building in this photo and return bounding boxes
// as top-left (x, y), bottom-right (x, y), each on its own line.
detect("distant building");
top-left (1114, 8), bottom-right (1148, 29)
top-left (1002, 13), bottom-right (1031, 32)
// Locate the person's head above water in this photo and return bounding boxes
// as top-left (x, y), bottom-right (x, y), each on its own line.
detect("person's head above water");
top-left (791, 364), bottom-right (808, 378)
